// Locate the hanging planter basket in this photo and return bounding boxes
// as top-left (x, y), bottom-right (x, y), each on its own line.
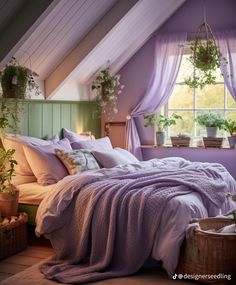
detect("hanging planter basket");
top-left (185, 21), bottom-right (225, 89)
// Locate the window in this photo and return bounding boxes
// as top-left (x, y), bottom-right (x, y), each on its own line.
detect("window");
top-left (165, 54), bottom-right (236, 139)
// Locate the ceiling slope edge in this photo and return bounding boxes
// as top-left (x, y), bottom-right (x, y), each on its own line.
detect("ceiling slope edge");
top-left (46, 0), bottom-right (186, 99)
top-left (0, 0), bottom-right (58, 69)
top-left (45, 0), bottom-right (139, 99)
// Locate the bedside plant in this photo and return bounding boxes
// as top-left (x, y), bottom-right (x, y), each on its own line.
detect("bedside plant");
top-left (144, 113), bottom-right (182, 146)
top-left (0, 107), bottom-right (19, 217)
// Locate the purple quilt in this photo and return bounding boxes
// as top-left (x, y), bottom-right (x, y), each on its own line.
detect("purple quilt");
top-left (35, 157), bottom-right (236, 284)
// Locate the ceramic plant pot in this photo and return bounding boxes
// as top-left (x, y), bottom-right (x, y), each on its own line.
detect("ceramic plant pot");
top-left (228, 136), bottom-right (236, 148)
top-left (206, 126), bottom-right (217, 138)
top-left (156, 131), bottom-right (165, 146)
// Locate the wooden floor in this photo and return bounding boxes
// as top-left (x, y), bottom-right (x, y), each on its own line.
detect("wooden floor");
top-left (0, 226), bottom-right (54, 282)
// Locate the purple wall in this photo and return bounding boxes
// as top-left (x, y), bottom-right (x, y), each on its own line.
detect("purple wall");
top-left (142, 147), bottom-right (236, 179)
top-left (106, 0), bottom-right (236, 177)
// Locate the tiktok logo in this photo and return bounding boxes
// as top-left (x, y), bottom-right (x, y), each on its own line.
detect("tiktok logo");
top-left (172, 274), bottom-right (177, 279)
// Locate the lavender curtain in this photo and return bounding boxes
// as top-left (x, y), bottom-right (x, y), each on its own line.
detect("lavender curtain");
top-left (126, 33), bottom-right (187, 160)
top-left (216, 30), bottom-right (236, 101)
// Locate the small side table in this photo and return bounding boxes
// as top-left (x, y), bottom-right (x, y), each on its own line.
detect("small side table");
top-left (0, 212), bottom-right (28, 259)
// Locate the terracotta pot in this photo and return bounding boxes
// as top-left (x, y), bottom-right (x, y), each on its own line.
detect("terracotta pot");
top-left (0, 187), bottom-right (19, 217)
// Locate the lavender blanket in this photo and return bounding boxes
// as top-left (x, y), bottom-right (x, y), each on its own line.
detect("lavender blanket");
top-left (36, 158), bottom-right (236, 284)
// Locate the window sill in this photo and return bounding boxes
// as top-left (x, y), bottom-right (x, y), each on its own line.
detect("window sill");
top-left (141, 144), bottom-right (235, 150)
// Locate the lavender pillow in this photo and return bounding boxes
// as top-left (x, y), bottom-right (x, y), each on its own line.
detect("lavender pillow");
top-left (92, 149), bottom-right (131, 168)
top-left (2, 134), bottom-right (60, 185)
top-left (114, 147), bottom-right (139, 163)
top-left (72, 136), bottom-right (113, 151)
top-left (62, 128), bottom-right (90, 143)
top-left (23, 138), bottom-right (72, 185)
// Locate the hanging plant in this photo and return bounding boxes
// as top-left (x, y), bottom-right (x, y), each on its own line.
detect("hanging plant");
top-left (91, 64), bottom-right (124, 119)
top-left (185, 22), bottom-right (227, 89)
top-left (0, 57), bottom-right (41, 99)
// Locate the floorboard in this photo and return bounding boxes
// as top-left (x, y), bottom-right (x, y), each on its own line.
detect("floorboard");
top-left (0, 226), bottom-right (53, 282)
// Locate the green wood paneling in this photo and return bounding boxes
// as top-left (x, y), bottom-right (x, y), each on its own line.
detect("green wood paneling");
top-left (42, 103), bottom-right (53, 139)
top-left (0, 99), bottom-right (101, 139)
top-left (28, 103), bottom-right (42, 138)
top-left (61, 104), bottom-right (71, 130)
top-left (52, 104), bottom-right (61, 136)
top-left (19, 102), bottom-right (29, 136)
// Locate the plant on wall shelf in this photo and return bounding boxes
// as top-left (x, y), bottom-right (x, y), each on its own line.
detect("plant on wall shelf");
top-left (91, 64), bottom-right (124, 118)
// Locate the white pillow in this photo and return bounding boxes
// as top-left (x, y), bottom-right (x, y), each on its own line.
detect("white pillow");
top-left (114, 147), bottom-right (139, 163)
top-left (2, 134), bottom-right (60, 185)
top-left (92, 149), bottom-right (131, 168)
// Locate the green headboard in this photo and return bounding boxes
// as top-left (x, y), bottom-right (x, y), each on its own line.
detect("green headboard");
top-left (1, 99), bottom-right (101, 139)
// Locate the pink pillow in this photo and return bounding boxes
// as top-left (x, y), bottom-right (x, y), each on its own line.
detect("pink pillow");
top-left (23, 138), bottom-right (72, 185)
top-left (72, 136), bottom-right (113, 151)
top-left (63, 128), bottom-right (90, 143)
top-left (2, 134), bottom-right (60, 185)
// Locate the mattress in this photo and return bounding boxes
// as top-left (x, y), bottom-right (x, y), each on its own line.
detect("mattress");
top-left (17, 182), bottom-right (55, 205)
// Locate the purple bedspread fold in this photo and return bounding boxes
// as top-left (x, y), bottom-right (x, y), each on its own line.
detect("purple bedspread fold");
top-left (35, 157), bottom-right (236, 284)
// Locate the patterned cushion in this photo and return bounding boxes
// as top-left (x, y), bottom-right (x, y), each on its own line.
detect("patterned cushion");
top-left (55, 149), bottom-right (100, 175)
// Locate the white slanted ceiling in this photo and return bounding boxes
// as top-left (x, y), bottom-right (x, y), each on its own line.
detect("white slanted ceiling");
top-left (14, 0), bottom-right (118, 81)
top-left (6, 0), bottom-right (186, 100)
top-left (45, 0), bottom-right (186, 100)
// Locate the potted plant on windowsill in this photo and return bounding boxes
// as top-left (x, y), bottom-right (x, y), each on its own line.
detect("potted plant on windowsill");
top-left (144, 113), bottom-right (182, 146)
top-left (196, 112), bottom-right (224, 138)
top-left (196, 112), bottom-right (224, 148)
top-left (223, 119), bottom-right (236, 148)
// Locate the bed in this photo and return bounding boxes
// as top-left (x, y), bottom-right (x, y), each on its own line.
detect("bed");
top-left (17, 182), bottom-right (54, 225)
top-left (3, 131), bottom-right (236, 284)
top-left (35, 157), bottom-right (236, 284)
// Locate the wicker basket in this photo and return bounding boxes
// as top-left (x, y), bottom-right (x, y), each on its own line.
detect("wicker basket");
top-left (203, 137), bottom-right (224, 148)
top-left (176, 217), bottom-right (236, 284)
top-left (170, 136), bottom-right (191, 147)
top-left (0, 213), bottom-right (28, 259)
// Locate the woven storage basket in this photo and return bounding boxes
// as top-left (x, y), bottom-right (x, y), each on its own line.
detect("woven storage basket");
top-left (176, 217), bottom-right (236, 284)
top-left (0, 213), bottom-right (28, 259)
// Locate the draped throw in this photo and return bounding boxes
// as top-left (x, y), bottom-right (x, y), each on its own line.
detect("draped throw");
top-left (126, 33), bottom-right (187, 160)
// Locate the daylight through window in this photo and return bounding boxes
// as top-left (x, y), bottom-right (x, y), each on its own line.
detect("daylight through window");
top-left (165, 54), bottom-right (236, 139)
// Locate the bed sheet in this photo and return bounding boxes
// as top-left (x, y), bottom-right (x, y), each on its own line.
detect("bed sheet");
top-left (17, 182), bottom-right (55, 205)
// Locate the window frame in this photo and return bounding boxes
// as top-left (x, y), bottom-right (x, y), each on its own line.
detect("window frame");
top-left (163, 53), bottom-right (236, 140)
